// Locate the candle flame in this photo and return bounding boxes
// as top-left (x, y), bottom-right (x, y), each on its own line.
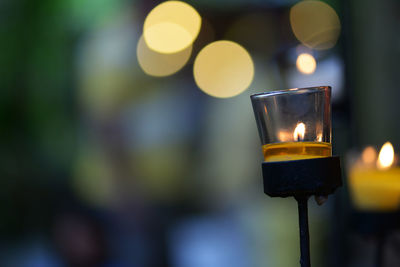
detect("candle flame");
top-left (316, 133), bottom-right (323, 142)
top-left (293, 122), bottom-right (305, 141)
top-left (377, 142), bottom-right (394, 170)
top-left (361, 146), bottom-right (377, 165)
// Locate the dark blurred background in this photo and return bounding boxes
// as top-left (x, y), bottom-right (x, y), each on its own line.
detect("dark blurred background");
top-left (1, 0), bottom-right (400, 266)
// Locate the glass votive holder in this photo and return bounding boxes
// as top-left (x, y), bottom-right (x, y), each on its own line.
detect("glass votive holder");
top-left (250, 86), bottom-right (332, 162)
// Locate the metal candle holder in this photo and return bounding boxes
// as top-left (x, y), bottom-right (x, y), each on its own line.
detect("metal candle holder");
top-left (262, 156), bottom-right (342, 267)
top-left (251, 86), bottom-right (342, 267)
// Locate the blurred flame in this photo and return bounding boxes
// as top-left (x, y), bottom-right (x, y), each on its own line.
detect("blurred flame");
top-left (296, 53), bottom-right (316, 74)
top-left (361, 146), bottom-right (377, 165)
top-left (293, 122), bottom-right (305, 141)
top-left (377, 142), bottom-right (394, 170)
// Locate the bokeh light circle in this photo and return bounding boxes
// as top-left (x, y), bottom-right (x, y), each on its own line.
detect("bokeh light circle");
top-left (290, 1), bottom-right (341, 50)
top-left (296, 53), bottom-right (316, 74)
top-left (137, 35), bottom-right (192, 77)
top-left (193, 40), bottom-right (254, 98)
top-left (144, 1), bottom-right (201, 54)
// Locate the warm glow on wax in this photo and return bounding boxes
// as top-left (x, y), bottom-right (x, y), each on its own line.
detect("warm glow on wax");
top-left (293, 122), bottom-right (306, 141)
top-left (361, 146), bottom-right (377, 165)
top-left (377, 142), bottom-right (395, 170)
top-left (143, 1), bottom-right (201, 54)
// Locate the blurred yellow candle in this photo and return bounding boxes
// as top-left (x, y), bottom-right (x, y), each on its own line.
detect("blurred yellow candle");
top-left (348, 142), bottom-right (400, 211)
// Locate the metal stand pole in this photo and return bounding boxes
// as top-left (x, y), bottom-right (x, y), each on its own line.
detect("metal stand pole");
top-left (375, 232), bottom-right (386, 267)
top-left (296, 196), bottom-right (311, 267)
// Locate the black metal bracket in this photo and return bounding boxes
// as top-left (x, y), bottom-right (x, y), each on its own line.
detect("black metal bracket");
top-left (261, 156), bottom-right (342, 198)
top-left (261, 156), bottom-right (342, 267)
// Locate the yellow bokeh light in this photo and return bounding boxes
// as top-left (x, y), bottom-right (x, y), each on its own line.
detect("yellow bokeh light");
top-left (290, 0), bottom-right (341, 50)
top-left (296, 53), bottom-right (316, 74)
top-left (193, 40), bottom-right (254, 98)
top-left (137, 35), bottom-right (192, 77)
top-left (144, 1), bottom-right (201, 54)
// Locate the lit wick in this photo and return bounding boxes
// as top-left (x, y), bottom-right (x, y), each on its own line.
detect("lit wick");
top-left (294, 122), bottom-right (306, 141)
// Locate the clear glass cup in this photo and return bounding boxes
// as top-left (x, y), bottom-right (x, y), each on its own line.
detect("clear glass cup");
top-left (250, 86), bottom-right (332, 162)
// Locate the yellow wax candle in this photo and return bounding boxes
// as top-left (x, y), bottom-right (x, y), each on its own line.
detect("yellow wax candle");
top-left (348, 142), bottom-right (400, 211)
top-left (349, 167), bottom-right (400, 211)
top-left (262, 142), bottom-right (332, 162)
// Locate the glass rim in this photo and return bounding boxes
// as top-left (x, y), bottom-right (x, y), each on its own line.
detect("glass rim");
top-left (250, 86), bottom-right (331, 99)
